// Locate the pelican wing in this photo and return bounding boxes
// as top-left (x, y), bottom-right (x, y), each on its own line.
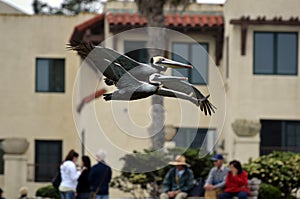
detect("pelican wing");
top-left (161, 80), bottom-right (204, 99)
top-left (161, 80), bottom-right (216, 115)
top-left (69, 42), bottom-right (141, 82)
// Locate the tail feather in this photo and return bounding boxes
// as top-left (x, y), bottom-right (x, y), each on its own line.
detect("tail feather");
top-left (199, 95), bottom-right (216, 116)
top-left (67, 40), bottom-right (95, 58)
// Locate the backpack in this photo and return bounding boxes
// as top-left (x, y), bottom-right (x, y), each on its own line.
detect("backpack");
top-left (52, 170), bottom-right (62, 189)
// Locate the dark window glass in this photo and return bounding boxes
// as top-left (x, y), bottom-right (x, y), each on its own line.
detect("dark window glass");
top-left (254, 32), bottom-right (298, 75)
top-left (277, 33), bottom-right (298, 74)
top-left (36, 58), bottom-right (65, 92)
top-left (124, 41), bottom-right (149, 63)
top-left (260, 120), bottom-right (300, 155)
top-left (35, 140), bottom-right (62, 182)
top-left (172, 43), bottom-right (209, 85)
top-left (254, 33), bottom-right (274, 74)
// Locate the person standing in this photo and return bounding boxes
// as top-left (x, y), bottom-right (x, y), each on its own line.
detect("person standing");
top-left (88, 149), bottom-right (112, 199)
top-left (219, 160), bottom-right (250, 199)
top-left (59, 149), bottom-right (81, 199)
top-left (160, 155), bottom-right (194, 199)
top-left (76, 156), bottom-right (91, 199)
top-left (204, 154), bottom-right (229, 199)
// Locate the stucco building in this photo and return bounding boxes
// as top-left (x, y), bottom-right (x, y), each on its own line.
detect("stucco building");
top-left (0, 0), bottom-right (299, 198)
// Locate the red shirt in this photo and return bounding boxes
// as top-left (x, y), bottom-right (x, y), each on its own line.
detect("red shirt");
top-left (224, 171), bottom-right (250, 194)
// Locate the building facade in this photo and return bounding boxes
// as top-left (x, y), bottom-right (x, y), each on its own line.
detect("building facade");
top-left (0, 0), bottom-right (299, 198)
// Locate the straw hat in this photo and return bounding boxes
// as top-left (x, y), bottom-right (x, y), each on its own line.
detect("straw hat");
top-left (169, 155), bottom-right (190, 167)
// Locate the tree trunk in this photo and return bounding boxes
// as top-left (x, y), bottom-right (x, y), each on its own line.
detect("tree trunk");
top-left (136, 0), bottom-right (166, 150)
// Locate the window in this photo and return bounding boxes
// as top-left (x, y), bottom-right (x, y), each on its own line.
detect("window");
top-left (260, 120), bottom-right (300, 155)
top-left (0, 140), bottom-right (4, 174)
top-left (173, 128), bottom-right (217, 151)
top-left (35, 140), bottom-right (62, 182)
top-left (172, 43), bottom-right (209, 85)
top-left (36, 58), bottom-right (65, 92)
top-left (124, 41), bottom-right (149, 63)
top-left (254, 32), bottom-right (298, 75)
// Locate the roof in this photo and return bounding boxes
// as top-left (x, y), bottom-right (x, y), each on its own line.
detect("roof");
top-left (107, 12), bottom-right (224, 30)
top-left (69, 12), bottom-right (224, 65)
top-left (230, 16), bottom-right (300, 56)
top-left (70, 14), bottom-right (105, 45)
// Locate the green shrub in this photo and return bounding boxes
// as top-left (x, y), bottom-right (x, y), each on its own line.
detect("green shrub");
top-left (244, 151), bottom-right (300, 197)
top-left (258, 183), bottom-right (281, 199)
top-left (36, 185), bottom-right (60, 199)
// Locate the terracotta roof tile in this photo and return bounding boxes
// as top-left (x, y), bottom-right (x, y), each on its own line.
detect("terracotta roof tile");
top-left (107, 12), bottom-right (223, 28)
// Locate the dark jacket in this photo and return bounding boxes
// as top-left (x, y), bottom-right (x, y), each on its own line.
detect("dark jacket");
top-left (88, 161), bottom-right (112, 195)
top-left (77, 169), bottom-right (91, 193)
top-left (162, 167), bottom-right (194, 193)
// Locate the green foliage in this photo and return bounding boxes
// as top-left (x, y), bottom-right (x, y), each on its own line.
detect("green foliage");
top-left (244, 151), bottom-right (300, 197)
top-left (111, 147), bottom-right (213, 198)
top-left (258, 183), bottom-right (281, 199)
top-left (36, 185), bottom-right (60, 199)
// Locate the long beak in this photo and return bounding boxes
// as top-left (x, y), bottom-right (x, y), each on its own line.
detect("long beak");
top-left (153, 75), bottom-right (188, 82)
top-left (159, 58), bottom-right (193, 69)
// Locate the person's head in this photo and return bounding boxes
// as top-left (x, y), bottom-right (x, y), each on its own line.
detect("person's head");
top-left (64, 149), bottom-right (79, 163)
top-left (211, 154), bottom-right (224, 168)
top-left (169, 155), bottom-right (190, 170)
top-left (229, 160), bottom-right (243, 174)
top-left (81, 155), bottom-right (91, 169)
top-left (95, 149), bottom-right (107, 162)
top-left (0, 188), bottom-right (3, 196)
top-left (19, 186), bottom-right (28, 197)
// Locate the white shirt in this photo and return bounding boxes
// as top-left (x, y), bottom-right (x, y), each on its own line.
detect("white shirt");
top-left (59, 160), bottom-right (80, 191)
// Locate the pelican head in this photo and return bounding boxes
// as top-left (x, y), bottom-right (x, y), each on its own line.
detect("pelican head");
top-left (150, 56), bottom-right (193, 70)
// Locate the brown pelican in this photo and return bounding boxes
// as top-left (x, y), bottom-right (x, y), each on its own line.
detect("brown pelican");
top-left (69, 42), bottom-right (215, 115)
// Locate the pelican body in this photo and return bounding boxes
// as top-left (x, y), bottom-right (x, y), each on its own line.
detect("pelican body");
top-left (69, 42), bottom-right (215, 115)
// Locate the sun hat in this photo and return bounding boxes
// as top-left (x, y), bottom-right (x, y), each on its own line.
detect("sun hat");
top-left (169, 155), bottom-right (190, 167)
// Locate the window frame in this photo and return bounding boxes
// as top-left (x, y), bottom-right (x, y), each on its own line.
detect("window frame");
top-left (260, 119), bottom-right (300, 155)
top-left (35, 58), bottom-right (65, 93)
top-left (34, 140), bottom-right (62, 182)
top-left (253, 31), bottom-right (298, 75)
top-left (172, 42), bottom-right (209, 85)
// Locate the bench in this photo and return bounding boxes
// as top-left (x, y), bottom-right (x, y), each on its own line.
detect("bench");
top-left (187, 178), bottom-right (261, 199)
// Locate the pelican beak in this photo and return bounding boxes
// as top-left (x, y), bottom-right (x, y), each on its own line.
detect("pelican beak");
top-left (158, 58), bottom-right (193, 69)
top-left (153, 75), bottom-right (188, 82)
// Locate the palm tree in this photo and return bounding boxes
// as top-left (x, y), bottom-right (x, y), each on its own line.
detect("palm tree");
top-left (135, 0), bottom-right (189, 150)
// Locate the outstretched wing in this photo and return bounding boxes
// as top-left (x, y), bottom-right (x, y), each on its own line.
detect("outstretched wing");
top-left (68, 41), bottom-right (141, 82)
top-left (161, 80), bottom-right (216, 115)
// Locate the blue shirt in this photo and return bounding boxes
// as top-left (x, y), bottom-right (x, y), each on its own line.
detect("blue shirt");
top-left (205, 166), bottom-right (229, 189)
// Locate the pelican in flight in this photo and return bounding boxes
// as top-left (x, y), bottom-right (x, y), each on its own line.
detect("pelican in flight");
top-left (69, 42), bottom-right (215, 115)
